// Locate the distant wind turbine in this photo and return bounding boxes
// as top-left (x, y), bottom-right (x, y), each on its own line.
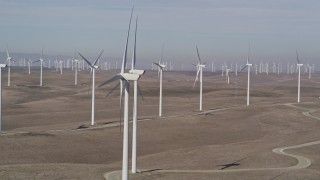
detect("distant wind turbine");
top-left (24, 59), bottom-right (31, 75)
top-left (240, 44), bottom-right (252, 106)
top-left (33, 48), bottom-right (45, 86)
top-left (296, 50), bottom-right (303, 103)
top-left (153, 45), bottom-right (166, 117)
top-left (193, 46), bottom-right (206, 111)
top-left (78, 50), bottom-right (104, 126)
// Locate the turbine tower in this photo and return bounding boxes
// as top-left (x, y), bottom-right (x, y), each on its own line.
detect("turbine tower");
top-left (128, 16), bottom-right (146, 174)
top-left (0, 64), bottom-right (7, 133)
top-left (74, 50), bottom-right (79, 85)
top-left (25, 59), bottom-right (31, 75)
top-left (226, 68), bottom-right (231, 84)
top-left (193, 46), bottom-right (206, 111)
top-left (296, 50), bottom-right (303, 103)
top-left (33, 48), bottom-right (45, 86)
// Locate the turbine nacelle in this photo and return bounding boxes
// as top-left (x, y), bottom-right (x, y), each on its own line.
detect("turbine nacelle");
top-left (297, 63), bottom-right (303, 66)
top-left (153, 62), bottom-right (166, 69)
top-left (160, 64), bottom-right (166, 68)
top-left (121, 73), bottom-right (140, 81)
top-left (246, 63), bottom-right (252, 67)
top-left (129, 69), bottom-right (145, 75)
top-left (0, 64), bottom-right (7, 68)
top-left (198, 64), bottom-right (206, 68)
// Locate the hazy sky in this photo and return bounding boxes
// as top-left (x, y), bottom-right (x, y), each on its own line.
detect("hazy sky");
top-left (1, 0), bottom-right (319, 65)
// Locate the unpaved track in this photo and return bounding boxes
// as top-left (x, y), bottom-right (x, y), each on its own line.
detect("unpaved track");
top-left (103, 102), bottom-right (320, 180)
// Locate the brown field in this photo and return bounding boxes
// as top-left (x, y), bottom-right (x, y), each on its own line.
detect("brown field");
top-left (0, 66), bottom-right (320, 180)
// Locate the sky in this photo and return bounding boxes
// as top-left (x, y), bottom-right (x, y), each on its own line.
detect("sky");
top-left (0, 0), bottom-right (320, 68)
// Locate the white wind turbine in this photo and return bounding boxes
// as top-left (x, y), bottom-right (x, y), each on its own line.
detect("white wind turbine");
top-left (99, 7), bottom-right (139, 180)
top-left (128, 16), bottom-right (146, 174)
top-left (78, 50), bottom-right (104, 126)
top-left (308, 65), bottom-right (312, 79)
top-left (296, 50), bottom-right (303, 103)
top-left (193, 46), bottom-right (206, 111)
top-left (240, 45), bottom-right (252, 106)
top-left (74, 50), bottom-right (79, 85)
top-left (226, 67), bottom-right (231, 84)
top-left (24, 59), bottom-right (31, 75)
top-left (59, 60), bottom-right (64, 74)
top-left (235, 63), bottom-right (238, 76)
top-left (33, 48), bottom-right (45, 86)
top-left (0, 63), bottom-right (7, 133)
top-left (153, 46), bottom-right (166, 117)
top-left (6, 46), bottom-right (13, 87)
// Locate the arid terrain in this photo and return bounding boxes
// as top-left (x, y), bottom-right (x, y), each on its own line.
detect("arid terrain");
top-left (0, 66), bottom-right (319, 180)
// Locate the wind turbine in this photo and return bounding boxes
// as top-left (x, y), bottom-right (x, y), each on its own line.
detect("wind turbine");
top-left (153, 45), bottom-right (166, 117)
top-left (33, 48), bottom-right (45, 86)
top-left (99, 7), bottom-right (138, 180)
top-left (226, 67), bottom-right (231, 84)
top-left (6, 46), bottom-right (13, 86)
top-left (240, 44), bottom-right (252, 106)
top-left (0, 63), bottom-right (7, 133)
top-left (24, 59), bottom-right (31, 75)
top-left (78, 50), bottom-right (104, 126)
top-left (193, 46), bottom-right (206, 111)
top-left (296, 50), bottom-right (303, 103)
top-left (308, 65), bottom-right (312, 79)
top-left (235, 63), bottom-right (238, 76)
top-left (128, 16), bottom-right (146, 174)
top-left (59, 60), bottom-right (64, 75)
top-left (74, 50), bottom-right (79, 85)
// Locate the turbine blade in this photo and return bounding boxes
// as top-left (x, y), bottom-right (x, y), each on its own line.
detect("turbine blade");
top-left (160, 44), bottom-right (165, 64)
top-left (105, 82), bottom-right (120, 98)
top-left (193, 68), bottom-right (200, 88)
top-left (99, 74), bottom-right (122, 88)
top-left (6, 45), bottom-right (9, 58)
top-left (296, 50), bottom-right (300, 64)
top-left (247, 43), bottom-right (250, 64)
top-left (153, 62), bottom-right (161, 67)
top-left (196, 46), bottom-right (202, 64)
top-left (119, 79), bottom-right (124, 132)
top-left (33, 60), bottom-right (41, 63)
top-left (240, 65), bottom-right (248, 72)
top-left (137, 83), bottom-right (144, 101)
top-left (131, 15), bottom-right (138, 70)
top-left (121, 6), bottom-right (134, 73)
top-left (78, 52), bottom-right (93, 68)
top-left (93, 50), bottom-right (104, 66)
top-left (74, 48), bottom-right (77, 60)
top-left (41, 47), bottom-right (44, 60)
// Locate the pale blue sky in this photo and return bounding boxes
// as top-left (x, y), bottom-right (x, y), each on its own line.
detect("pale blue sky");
top-left (1, 0), bottom-right (319, 65)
